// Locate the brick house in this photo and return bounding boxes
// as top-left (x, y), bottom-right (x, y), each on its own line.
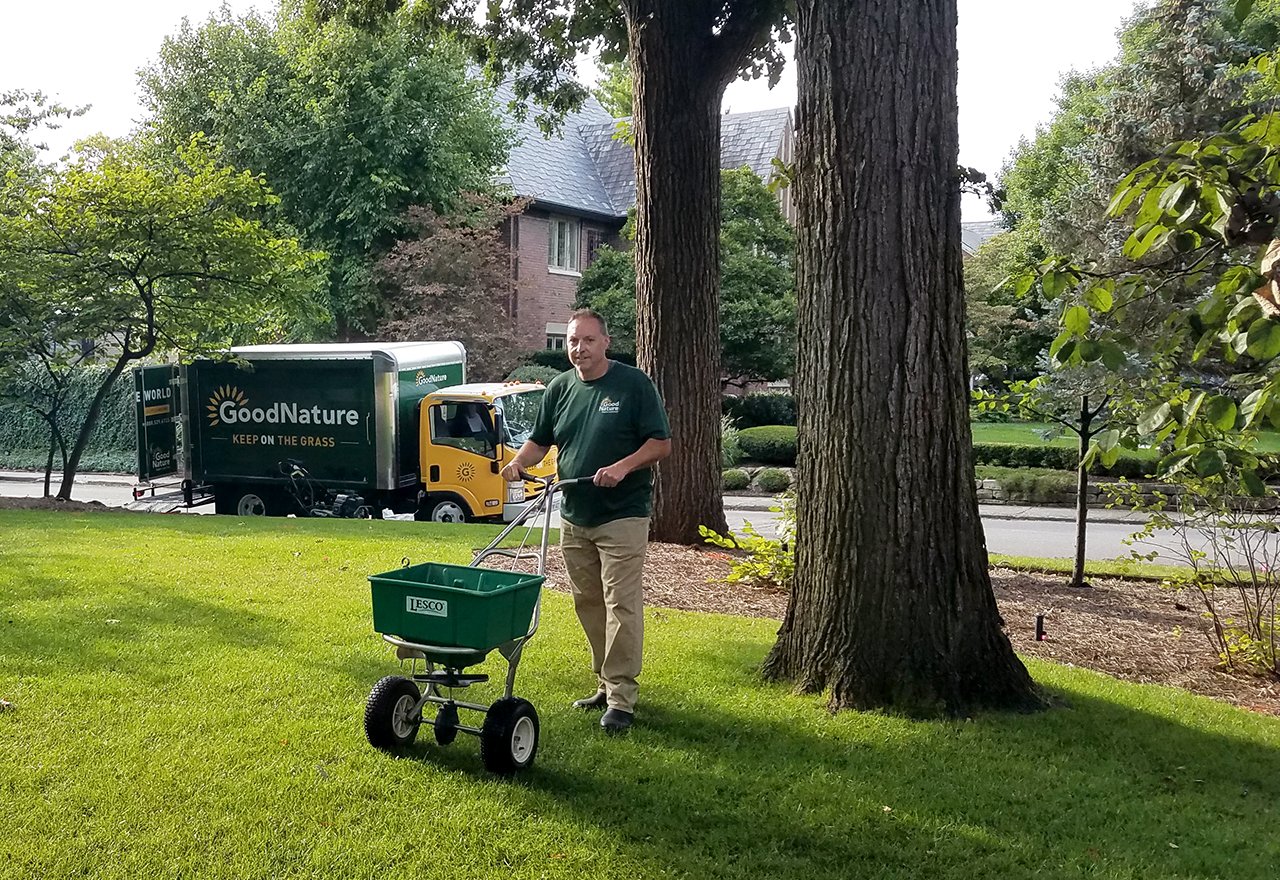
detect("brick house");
top-left (495, 83), bottom-right (794, 351)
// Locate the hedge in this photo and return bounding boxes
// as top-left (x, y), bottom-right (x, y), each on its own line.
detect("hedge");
top-left (721, 468), bottom-right (751, 490)
top-left (723, 393), bottom-right (795, 429)
top-left (505, 365), bottom-right (560, 385)
top-left (738, 425), bottom-right (797, 465)
top-left (733, 430), bottom-right (1165, 479)
top-left (971, 443), bottom-right (1155, 480)
top-left (521, 348), bottom-right (636, 373)
top-left (0, 365), bottom-right (136, 472)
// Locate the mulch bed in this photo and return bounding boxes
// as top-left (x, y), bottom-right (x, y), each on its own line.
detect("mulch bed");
top-left (507, 542), bottom-right (1280, 717)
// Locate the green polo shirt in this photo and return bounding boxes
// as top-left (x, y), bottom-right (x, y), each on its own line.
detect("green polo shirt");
top-left (530, 361), bottom-right (671, 527)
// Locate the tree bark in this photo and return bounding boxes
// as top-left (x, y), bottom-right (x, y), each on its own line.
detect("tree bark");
top-left (763, 0), bottom-right (1041, 715)
top-left (624, 1), bottom-right (729, 542)
top-left (1072, 396), bottom-right (1092, 590)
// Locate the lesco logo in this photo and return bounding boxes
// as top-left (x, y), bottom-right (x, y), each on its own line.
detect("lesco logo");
top-left (406, 596), bottom-right (448, 618)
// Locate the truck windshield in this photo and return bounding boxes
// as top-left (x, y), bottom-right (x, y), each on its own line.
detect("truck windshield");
top-left (496, 389), bottom-right (543, 447)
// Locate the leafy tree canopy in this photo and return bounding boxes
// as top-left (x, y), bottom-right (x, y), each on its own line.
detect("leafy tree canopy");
top-left (0, 135), bottom-right (325, 496)
top-left (138, 2), bottom-right (509, 334)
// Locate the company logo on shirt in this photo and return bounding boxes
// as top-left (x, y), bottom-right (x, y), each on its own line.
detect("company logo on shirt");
top-left (598, 396), bottom-right (620, 414)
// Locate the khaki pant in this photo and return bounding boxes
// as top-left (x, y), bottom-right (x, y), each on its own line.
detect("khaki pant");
top-left (560, 516), bottom-right (649, 712)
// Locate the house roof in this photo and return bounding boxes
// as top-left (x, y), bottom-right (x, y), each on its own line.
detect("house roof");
top-left (496, 82), bottom-right (791, 220)
top-left (720, 107), bottom-right (790, 180)
top-left (496, 81), bottom-right (621, 219)
top-left (961, 220), bottom-right (1005, 255)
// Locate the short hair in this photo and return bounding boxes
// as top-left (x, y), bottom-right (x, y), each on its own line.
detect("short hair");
top-left (568, 308), bottom-right (609, 337)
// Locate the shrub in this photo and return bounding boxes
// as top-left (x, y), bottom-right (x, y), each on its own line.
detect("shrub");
top-left (721, 414), bottom-right (744, 468)
top-left (721, 468), bottom-right (750, 490)
top-left (723, 393), bottom-right (795, 428)
top-left (756, 467), bottom-right (792, 493)
top-left (523, 349), bottom-right (571, 371)
top-left (700, 490), bottom-right (795, 590)
top-left (971, 442), bottom-right (1154, 479)
top-left (975, 466), bottom-right (1075, 501)
top-left (969, 405), bottom-right (1014, 423)
top-left (1117, 474), bottom-right (1280, 677)
top-left (738, 425), bottom-right (796, 465)
top-left (505, 365), bottom-right (560, 385)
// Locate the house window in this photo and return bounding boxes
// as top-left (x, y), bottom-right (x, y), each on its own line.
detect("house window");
top-left (548, 216), bottom-right (580, 273)
top-left (546, 322), bottom-right (567, 350)
top-left (547, 335), bottom-right (566, 350)
top-left (585, 228), bottom-right (606, 268)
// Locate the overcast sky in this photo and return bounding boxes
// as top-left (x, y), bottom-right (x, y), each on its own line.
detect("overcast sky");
top-left (3, 1), bottom-right (1149, 220)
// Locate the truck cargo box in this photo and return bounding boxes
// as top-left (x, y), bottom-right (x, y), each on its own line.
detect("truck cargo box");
top-left (185, 342), bottom-right (465, 492)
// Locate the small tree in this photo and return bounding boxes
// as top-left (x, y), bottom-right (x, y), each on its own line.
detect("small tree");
top-left (0, 91), bottom-right (89, 494)
top-left (375, 193), bottom-right (528, 382)
top-left (0, 136), bottom-right (324, 499)
top-left (978, 362), bottom-right (1133, 588)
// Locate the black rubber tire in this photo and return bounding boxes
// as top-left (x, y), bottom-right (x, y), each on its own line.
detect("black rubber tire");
top-left (433, 703), bottom-right (460, 746)
top-left (480, 697), bottom-right (539, 775)
top-left (364, 676), bottom-right (422, 750)
top-left (415, 496), bottom-right (470, 524)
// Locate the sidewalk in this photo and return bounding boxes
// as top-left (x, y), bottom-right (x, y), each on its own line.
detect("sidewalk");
top-left (0, 469), bottom-right (137, 487)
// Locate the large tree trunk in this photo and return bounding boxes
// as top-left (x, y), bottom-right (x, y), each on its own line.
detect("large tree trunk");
top-left (625, 2), bottom-right (728, 543)
top-left (763, 0), bottom-right (1041, 715)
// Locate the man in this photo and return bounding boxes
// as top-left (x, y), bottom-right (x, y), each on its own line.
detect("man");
top-left (500, 308), bottom-right (671, 733)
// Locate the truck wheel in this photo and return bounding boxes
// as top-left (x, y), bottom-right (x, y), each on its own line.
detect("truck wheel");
top-left (235, 491), bottom-right (270, 516)
top-left (417, 498), bottom-right (469, 523)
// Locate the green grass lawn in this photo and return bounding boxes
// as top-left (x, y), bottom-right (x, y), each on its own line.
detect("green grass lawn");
top-left (2, 510), bottom-right (1278, 879)
top-left (971, 421), bottom-right (1079, 446)
top-left (972, 420), bottom-right (1280, 454)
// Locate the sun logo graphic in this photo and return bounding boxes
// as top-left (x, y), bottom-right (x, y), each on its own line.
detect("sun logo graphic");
top-left (456, 462), bottom-right (477, 482)
top-left (207, 386), bottom-right (247, 427)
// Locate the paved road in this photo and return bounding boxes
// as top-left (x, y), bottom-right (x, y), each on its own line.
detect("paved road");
top-left (0, 469), bottom-right (1190, 564)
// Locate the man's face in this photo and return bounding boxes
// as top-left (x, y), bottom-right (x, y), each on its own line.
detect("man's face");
top-left (567, 317), bottom-right (610, 375)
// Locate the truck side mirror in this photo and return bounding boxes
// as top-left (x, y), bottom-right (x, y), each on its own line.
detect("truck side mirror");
top-left (491, 412), bottom-right (505, 462)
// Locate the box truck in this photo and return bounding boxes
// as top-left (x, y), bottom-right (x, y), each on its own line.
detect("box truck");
top-left (133, 342), bottom-right (556, 521)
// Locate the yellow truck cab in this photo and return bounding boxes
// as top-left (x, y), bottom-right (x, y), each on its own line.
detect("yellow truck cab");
top-left (417, 381), bottom-right (557, 523)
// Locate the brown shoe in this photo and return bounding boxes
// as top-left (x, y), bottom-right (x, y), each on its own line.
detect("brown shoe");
top-left (572, 690), bottom-right (608, 710)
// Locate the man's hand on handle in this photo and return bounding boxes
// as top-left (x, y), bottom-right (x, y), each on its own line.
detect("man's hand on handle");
top-left (592, 463), bottom-right (630, 488)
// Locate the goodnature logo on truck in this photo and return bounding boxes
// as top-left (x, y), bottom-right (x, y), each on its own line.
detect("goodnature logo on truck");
top-left (206, 385), bottom-right (360, 428)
